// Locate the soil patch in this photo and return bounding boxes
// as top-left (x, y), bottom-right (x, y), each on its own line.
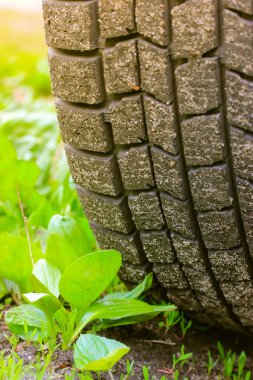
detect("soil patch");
top-left (1, 307), bottom-right (253, 379)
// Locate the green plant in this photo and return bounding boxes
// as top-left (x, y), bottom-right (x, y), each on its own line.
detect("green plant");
top-left (142, 366), bottom-right (167, 380)
top-left (159, 309), bottom-right (181, 333)
top-left (179, 314), bottom-right (192, 340)
top-left (172, 345), bottom-right (192, 371)
top-left (0, 351), bottom-right (26, 380)
top-left (159, 310), bottom-right (192, 341)
top-left (4, 334), bottom-right (19, 351)
top-left (0, 333), bottom-right (57, 380)
top-left (143, 366), bottom-right (150, 380)
top-left (217, 342), bottom-right (251, 380)
top-left (120, 360), bottom-right (135, 380)
top-left (237, 352), bottom-right (251, 380)
top-left (206, 350), bottom-right (218, 376)
top-left (3, 215), bottom-right (174, 373)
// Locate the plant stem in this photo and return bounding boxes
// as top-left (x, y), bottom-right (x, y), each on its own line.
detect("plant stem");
top-left (108, 370), bottom-right (116, 380)
top-left (17, 189), bottom-right (34, 266)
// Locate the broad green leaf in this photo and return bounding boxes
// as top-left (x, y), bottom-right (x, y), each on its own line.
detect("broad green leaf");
top-left (0, 278), bottom-right (8, 299)
top-left (103, 273), bottom-right (153, 301)
top-left (0, 215), bottom-right (18, 235)
top-left (85, 299), bottom-right (174, 321)
top-left (5, 305), bottom-right (50, 341)
top-left (16, 160), bottom-right (40, 189)
top-left (0, 201), bottom-right (20, 235)
top-left (0, 236), bottom-right (42, 292)
top-left (28, 201), bottom-right (55, 229)
top-left (74, 334), bottom-right (129, 371)
top-left (59, 250), bottom-right (121, 314)
top-left (32, 259), bottom-right (61, 297)
top-left (71, 300), bottom-right (175, 345)
top-left (23, 292), bottom-right (61, 317)
top-left (0, 158), bottom-right (40, 204)
top-left (48, 215), bottom-right (94, 257)
top-left (45, 234), bottom-right (77, 273)
top-left (101, 306), bottom-right (175, 329)
top-left (0, 135), bottom-right (16, 161)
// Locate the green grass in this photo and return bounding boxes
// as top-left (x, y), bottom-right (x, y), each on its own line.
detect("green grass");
top-left (0, 7), bottom-right (89, 246)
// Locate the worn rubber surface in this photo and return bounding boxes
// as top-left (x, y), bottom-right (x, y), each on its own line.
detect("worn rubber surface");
top-left (43, 0), bottom-right (253, 333)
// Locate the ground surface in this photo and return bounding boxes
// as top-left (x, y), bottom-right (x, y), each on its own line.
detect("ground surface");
top-left (1, 306), bottom-right (253, 379)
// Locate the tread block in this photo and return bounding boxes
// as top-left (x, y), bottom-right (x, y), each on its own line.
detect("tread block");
top-left (152, 147), bottom-right (185, 200)
top-left (191, 311), bottom-right (241, 331)
top-left (238, 178), bottom-right (253, 220)
top-left (172, 0), bottom-right (216, 58)
top-left (226, 72), bottom-right (253, 133)
top-left (224, 10), bottom-right (253, 77)
top-left (220, 281), bottom-right (253, 307)
top-left (161, 193), bottom-right (195, 239)
top-left (56, 102), bottom-right (112, 153)
top-left (204, 305), bottom-right (229, 319)
top-left (175, 58), bottom-right (219, 115)
top-left (136, 0), bottom-right (168, 46)
top-left (43, 0), bottom-right (97, 51)
top-left (209, 312), bottom-right (243, 331)
top-left (144, 96), bottom-right (177, 154)
top-left (189, 166), bottom-right (232, 211)
top-left (172, 234), bottom-right (205, 268)
top-left (182, 115), bottom-right (224, 166)
top-left (66, 149), bottom-right (122, 196)
top-left (91, 225), bottom-right (145, 264)
top-left (110, 96), bottom-right (146, 145)
top-left (128, 191), bottom-right (165, 230)
top-left (198, 210), bottom-right (241, 249)
top-left (237, 178), bottom-right (253, 254)
top-left (154, 263), bottom-right (188, 289)
top-left (225, 0), bottom-right (253, 15)
top-left (197, 290), bottom-right (225, 311)
top-left (141, 230), bottom-right (175, 263)
top-left (117, 146), bottom-right (154, 190)
top-left (233, 307), bottom-right (253, 327)
top-left (231, 128), bottom-right (253, 181)
top-left (99, 0), bottom-right (135, 39)
top-left (186, 311), bottom-right (216, 325)
top-left (183, 266), bottom-right (214, 294)
top-left (138, 40), bottom-right (171, 104)
top-left (48, 53), bottom-right (104, 104)
top-left (103, 40), bottom-right (139, 95)
top-left (119, 262), bottom-right (151, 283)
top-left (209, 248), bottom-right (251, 282)
top-left (182, 268), bottom-right (226, 312)
top-left (167, 289), bottom-right (202, 311)
top-left (78, 190), bottom-right (133, 233)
